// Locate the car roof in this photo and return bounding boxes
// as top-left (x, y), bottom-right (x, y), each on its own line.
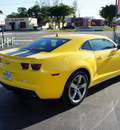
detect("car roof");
top-left (42, 34), bottom-right (108, 40)
top-left (42, 34), bottom-right (115, 53)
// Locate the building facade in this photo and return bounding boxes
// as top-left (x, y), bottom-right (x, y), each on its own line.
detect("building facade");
top-left (5, 17), bottom-right (38, 30)
top-left (91, 19), bottom-right (104, 26)
top-left (68, 17), bottom-right (104, 27)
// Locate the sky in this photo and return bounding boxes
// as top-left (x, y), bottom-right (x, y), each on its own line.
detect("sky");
top-left (0, 0), bottom-right (115, 19)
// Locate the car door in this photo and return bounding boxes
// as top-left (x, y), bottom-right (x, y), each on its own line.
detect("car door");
top-left (89, 38), bottom-right (120, 76)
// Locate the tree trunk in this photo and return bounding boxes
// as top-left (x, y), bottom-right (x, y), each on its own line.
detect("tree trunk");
top-left (108, 21), bottom-right (112, 28)
top-left (62, 16), bottom-right (65, 27)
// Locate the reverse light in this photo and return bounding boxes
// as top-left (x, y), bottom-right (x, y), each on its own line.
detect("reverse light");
top-left (21, 63), bottom-right (29, 70)
top-left (31, 64), bottom-right (41, 70)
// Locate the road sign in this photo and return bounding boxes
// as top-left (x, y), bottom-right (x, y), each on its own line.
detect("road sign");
top-left (112, 22), bottom-right (117, 27)
top-left (0, 14), bottom-right (5, 26)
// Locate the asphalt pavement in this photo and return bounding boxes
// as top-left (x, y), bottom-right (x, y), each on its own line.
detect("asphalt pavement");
top-left (0, 76), bottom-right (120, 130)
top-left (0, 30), bottom-right (120, 130)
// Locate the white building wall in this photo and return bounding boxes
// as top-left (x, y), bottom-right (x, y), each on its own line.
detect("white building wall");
top-left (5, 18), bottom-right (38, 30)
top-left (27, 18), bottom-right (37, 29)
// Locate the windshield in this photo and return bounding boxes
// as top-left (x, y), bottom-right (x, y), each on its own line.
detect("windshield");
top-left (21, 38), bottom-right (71, 52)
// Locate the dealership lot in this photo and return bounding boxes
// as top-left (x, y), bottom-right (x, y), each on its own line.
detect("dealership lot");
top-left (0, 30), bottom-right (120, 130)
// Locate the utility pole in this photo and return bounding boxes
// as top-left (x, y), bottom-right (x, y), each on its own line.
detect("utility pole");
top-left (0, 11), bottom-right (5, 44)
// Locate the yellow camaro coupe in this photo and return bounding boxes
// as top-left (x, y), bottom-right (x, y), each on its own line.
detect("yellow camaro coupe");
top-left (0, 34), bottom-right (120, 106)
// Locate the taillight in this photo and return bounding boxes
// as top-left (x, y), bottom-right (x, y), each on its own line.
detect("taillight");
top-left (21, 63), bottom-right (29, 70)
top-left (31, 64), bottom-right (41, 70)
top-left (0, 58), bottom-right (1, 63)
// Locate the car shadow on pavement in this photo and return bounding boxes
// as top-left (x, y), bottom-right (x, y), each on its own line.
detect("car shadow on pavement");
top-left (87, 75), bottom-right (120, 97)
top-left (0, 87), bottom-right (71, 130)
top-left (0, 75), bottom-right (120, 130)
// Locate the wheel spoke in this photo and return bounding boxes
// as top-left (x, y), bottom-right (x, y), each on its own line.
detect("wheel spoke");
top-left (77, 90), bottom-right (82, 99)
top-left (79, 83), bottom-right (87, 89)
top-left (71, 91), bottom-right (77, 100)
top-left (77, 75), bottom-right (82, 86)
top-left (71, 83), bottom-right (77, 90)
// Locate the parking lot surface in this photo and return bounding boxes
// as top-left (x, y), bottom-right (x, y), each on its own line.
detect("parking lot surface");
top-left (0, 76), bottom-right (120, 130)
top-left (0, 31), bottom-right (120, 130)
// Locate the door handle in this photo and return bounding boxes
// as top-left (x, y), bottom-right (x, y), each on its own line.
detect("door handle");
top-left (96, 56), bottom-right (103, 61)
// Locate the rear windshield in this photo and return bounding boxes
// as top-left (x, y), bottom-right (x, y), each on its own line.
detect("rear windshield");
top-left (21, 38), bottom-right (71, 52)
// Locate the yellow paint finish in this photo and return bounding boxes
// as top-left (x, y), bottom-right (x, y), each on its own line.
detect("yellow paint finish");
top-left (0, 34), bottom-right (120, 99)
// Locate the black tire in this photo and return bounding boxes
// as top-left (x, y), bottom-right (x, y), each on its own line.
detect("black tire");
top-left (61, 71), bottom-right (89, 106)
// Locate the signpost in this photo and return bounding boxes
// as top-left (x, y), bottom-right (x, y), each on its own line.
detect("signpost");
top-left (112, 0), bottom-right (118, 42)
top-left (113, 17), bottom-right (117, 42)
top-left (0, 14), bottom-right (5, 43)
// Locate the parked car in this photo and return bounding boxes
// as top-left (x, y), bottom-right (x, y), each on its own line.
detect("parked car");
top-left (62, 25), bottom-right (75, 29)
top-left (47, 26), bottom-right (53, 29)
top-left (0, 34), bottom-right (120, 106)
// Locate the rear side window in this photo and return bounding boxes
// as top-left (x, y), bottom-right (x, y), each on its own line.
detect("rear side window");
top-left (89, 39), bottom-right (116, 51)
top-left (21, 38), bottom-right (70, 52)
top-left (81, 41), bottom-right (93, 51)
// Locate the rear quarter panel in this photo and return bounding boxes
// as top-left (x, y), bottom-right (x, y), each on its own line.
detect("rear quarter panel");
top-left (41, 50), bottom-right (97, 94)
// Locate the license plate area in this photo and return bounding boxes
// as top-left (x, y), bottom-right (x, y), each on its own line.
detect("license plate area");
top-left (3, 70), bottom-right (12, 80)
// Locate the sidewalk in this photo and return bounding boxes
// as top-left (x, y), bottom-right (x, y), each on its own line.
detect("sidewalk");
top-left (76, 26), bottom-right (110, 31)
top-left (0, 43), bottom-right (24, 51)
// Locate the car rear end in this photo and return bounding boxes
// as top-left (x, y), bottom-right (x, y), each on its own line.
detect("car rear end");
top-left (0, 53), bottom-right (42, 93)
top-left (0, 52), bottom-right (67, 99)
top-left (0, 37), bottom-right (72, 99)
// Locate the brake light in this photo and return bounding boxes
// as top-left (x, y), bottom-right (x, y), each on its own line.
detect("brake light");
top-left (21, 63), bottom-right (29, 69)
top-left (31, 64), bottom-right (41, 70)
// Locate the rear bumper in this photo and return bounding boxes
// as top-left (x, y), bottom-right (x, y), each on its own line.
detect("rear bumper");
top-left (0, 81), bottom-right (37, 97)
top-left (0, 70), bottom-right (68, 99)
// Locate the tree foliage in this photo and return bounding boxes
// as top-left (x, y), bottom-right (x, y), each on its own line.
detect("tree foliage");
top-left (28, 5), bottom-right (40, 18)
top-left (99, 4), bottom-right (115, 27)
top-left (49, 4), bottom-right (74, 27)
top-left (72, 0), bottom-right (77, 16)
top-left (7, 2), bottom-right (75, 28)
top-left (17, 7), bottom-right (28, 17)
top-left (7, 12), bottom-right (19, 18)
top-left (0, 10), bottom-right (3, 14)
top-left (7, 7), bottom-right (28, 18)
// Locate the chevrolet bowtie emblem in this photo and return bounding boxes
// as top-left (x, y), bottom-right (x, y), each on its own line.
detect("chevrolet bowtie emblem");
top-left (6, 61), bottom-right (10, 64)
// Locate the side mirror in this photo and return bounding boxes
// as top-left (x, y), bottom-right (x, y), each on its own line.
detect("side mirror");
top-left (117, 44), bottom-right (120, 49)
